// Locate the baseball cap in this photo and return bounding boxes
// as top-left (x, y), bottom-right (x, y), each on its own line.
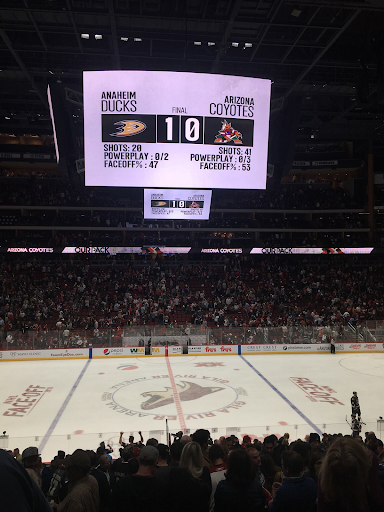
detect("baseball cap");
top-left (139, 446), bottom-right (159, 462)
top-left (63, 449), bottom-right (91, 470)
top-left (22, 447), bottom-right (40, 460)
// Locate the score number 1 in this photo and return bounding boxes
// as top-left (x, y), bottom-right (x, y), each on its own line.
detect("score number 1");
top-left (157, 115), bottom-right (204, 144)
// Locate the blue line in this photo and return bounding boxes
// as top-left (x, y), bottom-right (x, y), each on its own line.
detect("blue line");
top-left (39, 359), bottom-right (92, 454)
top-left (239, 355), bottom-right (322, 435)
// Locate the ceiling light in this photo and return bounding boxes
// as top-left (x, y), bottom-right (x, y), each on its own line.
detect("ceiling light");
top-left (134, 38), bottom-right (142, 42)
top-left (121, 37), bottom-right (128, 41)
top-left (208, 42), bottom-right (215, 46)
top-left (232, 42), bottom-right (239, 47)
top-left (95, 34), bottom-right (102, 40)
top-left (194, 41), bottom-right (202, 45)
top-left (244, 43), bottom-right (252, 48)
top-left (81, 33), bottom-right (89, 39)
top-left (48, 70), bottom-right (54, 74)
top-left (5, 117), bottom-right (10, 120)
top-left (291, 8), bottom-right (302, 17)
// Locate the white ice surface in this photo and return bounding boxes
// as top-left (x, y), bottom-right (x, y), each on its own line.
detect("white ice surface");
top-left (1, 353), bottom-right (383, 462)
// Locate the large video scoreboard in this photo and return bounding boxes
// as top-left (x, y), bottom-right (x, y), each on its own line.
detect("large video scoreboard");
top-left (83, 71), bottom-right (271, 189)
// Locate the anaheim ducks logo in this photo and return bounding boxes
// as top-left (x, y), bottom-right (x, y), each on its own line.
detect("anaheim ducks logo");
top-left (110, 120), bottom-right (147, 137)
top-left (141, 380), bottom-right (223, 410)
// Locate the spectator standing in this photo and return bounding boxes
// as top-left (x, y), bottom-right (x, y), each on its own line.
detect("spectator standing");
top-left (214, 449), bottom-right (264, 512)
top-left (247, 446), bottom-right (266, 486)
top-left (169, 441), bottom-right (212, 512)
top-left (22, 446), bottom-right (41, 487)
top-left (97, 454), bottom-right (116, 490)
top-left (13, 447), bottom-right (22, 462)
top-left (209, 444), bottom-right (227, 473)
top-left (111, 448), bottom-right (136, 482)
top-left (268, 450), bottom-right (317, 512)
top-left (262, 435), bottom-right (284, 467)
top-left (47, 456), bottom-right (67, 504)
top-left (318, 437), bottom-right (384, 512)
top-left (87, 450), bottom-right (110, 512)
top-left (0, 449), bottom-right (52, 512)
top-left (155, 441), bottom-right (183, 485)
top-left (192, 429), bottom-right (212, 468)
top-left (109, 445), bottom-right (167, 512)
top-left (155, 443), bottom-right (169, 468)
top-left (208, 444), bottom-right (227, 512)
top-left (260, 453), bottom-right (282, 494)
top-left (54, 449), bottom-right (99, 512)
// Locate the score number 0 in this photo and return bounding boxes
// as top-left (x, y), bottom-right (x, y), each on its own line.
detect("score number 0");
top-left (165, 117), bottom-right (200, 142)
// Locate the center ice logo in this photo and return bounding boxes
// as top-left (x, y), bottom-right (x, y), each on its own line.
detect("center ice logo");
top-left (103, 375), bottom-right (244, 419)
top-left (141, 380), bottom-right (223, 410)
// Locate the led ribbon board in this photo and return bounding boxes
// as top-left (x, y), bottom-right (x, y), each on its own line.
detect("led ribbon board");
top-left (83, 71), bottom-right (271, 189)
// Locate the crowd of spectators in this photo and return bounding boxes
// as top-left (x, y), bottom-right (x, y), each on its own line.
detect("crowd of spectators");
top-left (0, 175), bottom-right (374, 248)
top-left (0, 255), bottom-right (383, 349)
top-left (2, 428), bottom-right (384, 511)
top-left (0, 176), bottom-right (360, 211)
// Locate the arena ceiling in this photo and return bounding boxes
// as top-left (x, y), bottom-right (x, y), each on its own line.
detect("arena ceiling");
top-left (0, 0), bottom-right (384, 155)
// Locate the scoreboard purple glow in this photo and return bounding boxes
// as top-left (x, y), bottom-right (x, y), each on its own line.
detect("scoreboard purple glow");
top-left (83, 71), bottom-right (271, 189)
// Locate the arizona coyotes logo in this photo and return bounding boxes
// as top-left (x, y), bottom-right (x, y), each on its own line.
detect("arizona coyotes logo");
top-left (214, 120), bottom-right (243, 144)
top-left (141, 380), bottom-right (223, 410)
top-left (110, 120), bottom-right (147, 137)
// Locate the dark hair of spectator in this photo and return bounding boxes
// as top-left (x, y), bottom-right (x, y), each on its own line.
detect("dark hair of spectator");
top-left (169, 441), bottom-right (183, 462)
top-left (260, 453), bottom-right (277, 480)
top-left (263, 435), bottom-right (276, 445)
top-left (157, 443), bottom-right (169, 461)
top-left (225, 449), bottom-right (255, 488)
top-left (290, 439), bottom-right (311, 467)
top-left (282, 450), bottom-right (304, 476)
top-left (192, 429), bottom-right (210, 446)
top-left (121, 448), bottom-right (131, 462)
top-left (208, 444), bottom-right (225, 463)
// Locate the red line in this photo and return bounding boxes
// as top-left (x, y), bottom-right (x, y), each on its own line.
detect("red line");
top-left (165, 356), bottom-right (187, 432)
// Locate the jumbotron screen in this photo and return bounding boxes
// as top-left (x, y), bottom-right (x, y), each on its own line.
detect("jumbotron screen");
top-left (83, 71), bottom-right (271, 189)
top-left (144, 189), bottom-right (212, 220)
